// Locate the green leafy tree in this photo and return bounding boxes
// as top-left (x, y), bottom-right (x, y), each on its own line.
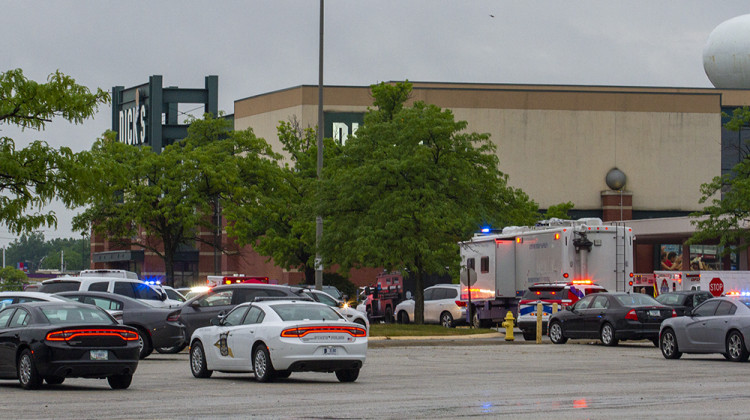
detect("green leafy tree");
top-left (0, 69), bottom-right (109, 234)
top-left (225, 118), bottom-right (340, 284)
top-left (318, 81), bottom-right (538, 323)
top-left (543, 201), bottom-right (575, 220)
top-left (689, 106), bottom-right (750, 253)
top-left (0, 267), bottom-right (27, 291)
top-left (74, 116), bottom-right (282, 286)
top-left (4, 231), bottom-right (49, 272)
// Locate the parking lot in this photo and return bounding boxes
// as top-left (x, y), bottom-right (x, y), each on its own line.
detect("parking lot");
top-left (2, 338), bottom-right (750, 419)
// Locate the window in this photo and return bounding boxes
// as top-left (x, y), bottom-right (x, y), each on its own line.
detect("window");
top-left (432, 288), bottom-right (448, 300)
top-left (715, 301), bottom-right (736, 316)
top-left (692, 300), bottom-right (720, 317)
top-left (574, 295), bottom-right (596, 310)
top-left (39, 280), bottom-right (81, 293)
top-left (591, 296), bottom-right (609, 309)
top-left (692, 293), bottom-right (711, 308)
top-left (9, 309), bottom-right (30, 328)
top-left (423, 288), bottom-right (436, 301)
top-left (197, 290), bottom-right (233, 307)
top-left (444, 288), bottom-right (458, 299)
top-left (243, 306), bottom-right (264, 324)
top-left (132, 283), bottom-right (162, 301)
top-left (88, 297), bottom-right (123, 311)
top-left (313, 292), bottom-right (338, 307)
top-left (89, 282), bottom-right (109, 292)
top-left (271, 304), bottom-right (342, 321)
top-left (480, 256), bottom-right (490, 273)
top-left (0, 308), bottom-right (14, 327)
top-left (41, 306), bottom-right (113, 325)
top-left (113, 282), bottom-right (136, 298)
top-left (223, 306), bottom-right (250, 326)
top-left (0, 298), bottom-right (14, 310)
top-left (467, 258), bottom-right (475, 271)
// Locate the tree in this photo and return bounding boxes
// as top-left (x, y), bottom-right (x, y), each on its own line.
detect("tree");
top-left (74, 116), bottom-right (282, 286)
top-left (689, 107), bottom-right (750, 253)
top-left (318, 81), bottom-right (538, 323)
top-left (0, 267), bottom-right (27, 291)
top-left (3, 231), bottom-right (48, 272)
top-left (0, 69), bottom-right (109, 234)
top-left (543, 201), bottom-right (575, 220)
top-left (224, 118), bottom-right (341, 284)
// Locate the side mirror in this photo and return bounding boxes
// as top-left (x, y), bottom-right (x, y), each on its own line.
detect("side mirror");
top-left (190, 300), bottom-right (201, 308)
top-left (406, 291), bottom-right (412, 300)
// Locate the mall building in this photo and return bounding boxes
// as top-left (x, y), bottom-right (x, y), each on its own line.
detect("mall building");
top-left (92, 77), bottom-right (750, 287)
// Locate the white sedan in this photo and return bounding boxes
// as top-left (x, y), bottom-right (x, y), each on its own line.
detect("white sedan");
top-left (189, 299), bottom-right (367, 382)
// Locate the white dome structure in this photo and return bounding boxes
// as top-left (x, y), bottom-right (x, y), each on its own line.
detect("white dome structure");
top-left (703, 14), bottom-right (750, 89)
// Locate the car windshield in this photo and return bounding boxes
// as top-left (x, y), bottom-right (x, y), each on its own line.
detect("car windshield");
top-left (41, 305), bottom-right (115, 325)
top-left (615, 294), bottom-right (661, 307)
top-left (737, 298), bottom-right (750, 308)
top-left (271, 304), bottom-right (344, 322)
top-left (656, 294), bottom-right (687, 306)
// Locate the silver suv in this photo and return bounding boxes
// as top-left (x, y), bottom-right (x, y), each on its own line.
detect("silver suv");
top-left (394, 284), bottom-right (466, 327)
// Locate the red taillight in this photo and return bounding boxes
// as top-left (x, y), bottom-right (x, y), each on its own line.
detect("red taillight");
top-left (280, 326), bottom-right (367, 338)
top-left (455, 300), bottom-right (466, 307)
top-left (46, 329), bottom-right (139, 341)
top-left (625, 309), bottom-right (638, 321)
top-left (671, 309), bottom-right (677, 317)
top-left (167, 311), bottom-right (180, 322)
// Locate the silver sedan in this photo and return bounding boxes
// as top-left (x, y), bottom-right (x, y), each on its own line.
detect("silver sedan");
top-left (660, 296), bottom-right (750, 362)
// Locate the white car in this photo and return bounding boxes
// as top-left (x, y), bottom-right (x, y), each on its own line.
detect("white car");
top-left (0, 291), bottom-right (72, 310)
top-left (189, 299), bottom-right (367, 382)
top-left (38, 272), bottom-right (178, 308)
top-left (300, 289), bottom-right (369, 330)
top-left (393, 284), bottom-right (466, 327)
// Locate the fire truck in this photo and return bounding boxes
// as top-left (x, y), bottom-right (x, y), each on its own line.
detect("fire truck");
top-left (459, 218), bottom-right (634, 328)
top-left (357, 271), bottom-right (406, 323)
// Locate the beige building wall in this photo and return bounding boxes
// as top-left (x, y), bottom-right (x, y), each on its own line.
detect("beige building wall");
top-left (235, 84), bottom-right (731, 213)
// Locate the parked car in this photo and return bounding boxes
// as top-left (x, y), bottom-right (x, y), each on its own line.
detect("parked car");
top-left (161, 285), bottom-right (187, 303)
top-left (38, 273), bottom-right (174, 308)
top-left (0, 301), bottom-right (140, 389)
top-left (0, 291), bottom-right (73, 310)
top-left (548, 292), bottom-right (676, 346)
top-left (189, 299), bottom-right (367, 382)
top-left (655, 291), bottom-right (713, 316)
top-left (299, 288), bottom-right (369, 329)
top-left (56, 291), bottom-right (185, 359)
top-left (660, 296), bottom-right (750, 362)
top-left (393, 284), bottom-right (466, 327)
top-left (177, 284), bottom-right (305, 340)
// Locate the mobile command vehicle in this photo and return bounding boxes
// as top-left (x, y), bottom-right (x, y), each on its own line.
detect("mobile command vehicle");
top-left (459, 218), bottom-right (634, 329)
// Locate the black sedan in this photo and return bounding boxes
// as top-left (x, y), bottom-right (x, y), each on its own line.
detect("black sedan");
top-left (655, 290), bottom-right (713, 316)
top-left (56, 291), bottom-right (185, 359)
top-left (0, 302), bottom-right (140, 390)
top-left (548, 292), bottom-right (676, 346)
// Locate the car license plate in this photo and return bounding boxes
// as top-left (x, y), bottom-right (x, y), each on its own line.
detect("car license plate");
top-left (648, 310), bottom-right (661, 317)
top-left (90, 350), bottom-right (108, 360)
top-left (323, 346), bottom-right (337, 355)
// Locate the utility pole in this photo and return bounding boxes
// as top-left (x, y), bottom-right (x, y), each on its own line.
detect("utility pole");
top-left (314, 0), bottom-right (324, 292)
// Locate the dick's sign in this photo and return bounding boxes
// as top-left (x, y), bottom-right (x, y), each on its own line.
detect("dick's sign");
top-left (118, 89), bottom-right (147, 146)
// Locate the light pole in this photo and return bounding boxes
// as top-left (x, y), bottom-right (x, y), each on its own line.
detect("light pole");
top-left (314, 0), bottom-right (324, 292)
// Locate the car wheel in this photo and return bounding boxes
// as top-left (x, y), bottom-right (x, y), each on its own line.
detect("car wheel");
top-left (190, 341), bottom-right (213, 378)
top-left (44, 376), bottom-right (65, 385)
top-left (398, 311), bottom-right (410, 324)
top-left (600, 323), bottom-right (618, 346)
top-left (18, 349), bottom-right (41, 390)
top-left (335, 368), bottom-right (360, 383)
top-left (440, 312), bottom-right (454, 328)
top-left (107, 374), bottom-right (132, 390)
top-left (253, 345), bottom-right (276, 382)
top-left (155, 343), bottom-right (187, 354)
top-left (548, 322), bottom-right (568, 344)
top-left (660, 328), bottom-right (682, 359)
top-left (136, 328), bottom-right (153, 359)
top-left (726, 330), bottom-right (750, 362)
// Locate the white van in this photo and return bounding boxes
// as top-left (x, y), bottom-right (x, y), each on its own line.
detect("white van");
top-left (38, 270), bottom-right (179, 308)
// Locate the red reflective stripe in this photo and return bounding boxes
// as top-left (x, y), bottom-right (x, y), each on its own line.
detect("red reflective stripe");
top-left (45, 329), bottom-right (139, 341)
top-left (280, 326), bottom-right (366, 338)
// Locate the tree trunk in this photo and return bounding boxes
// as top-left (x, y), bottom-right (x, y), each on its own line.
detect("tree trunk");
top-left (164, 249), bottom-right (176, 288)
top-left (414, 268), bottom-right (425, 324)
top-left (304, 265), bottom-right (315, 285)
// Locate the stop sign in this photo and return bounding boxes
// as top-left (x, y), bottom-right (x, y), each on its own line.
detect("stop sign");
top-left (709, 277), bottom-right (724, 297)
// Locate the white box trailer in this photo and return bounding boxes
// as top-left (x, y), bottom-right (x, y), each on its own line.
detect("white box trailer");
top-left (697, 271), bottom-right (750, 297)
top-left (459, 218), bottom-right (634, 326)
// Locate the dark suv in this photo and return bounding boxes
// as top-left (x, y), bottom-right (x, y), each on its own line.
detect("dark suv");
top-left (178, 284), bottom-right (304, 339)
top-left (655, 290), bottom-right (713, 316)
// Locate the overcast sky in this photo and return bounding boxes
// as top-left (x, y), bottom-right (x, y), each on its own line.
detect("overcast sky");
top-left (1, 0), bottom-right (749, 247)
